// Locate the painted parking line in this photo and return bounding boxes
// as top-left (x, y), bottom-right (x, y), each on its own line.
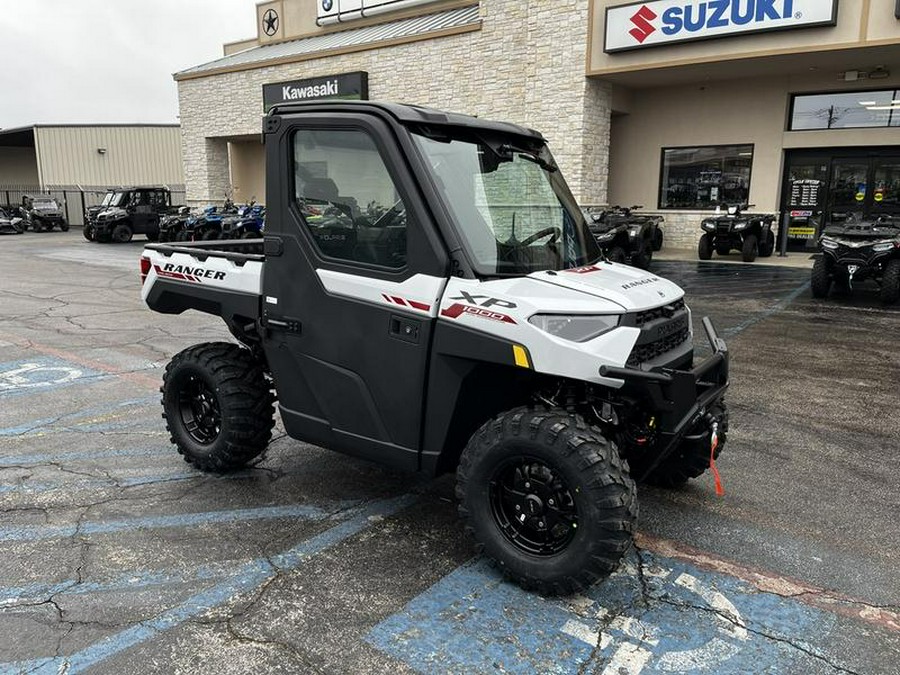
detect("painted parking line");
top-left (0, 396), bottom-right (156, 437)
top-left (722, 280), bottom-right (811, 338)
top-left (366, 551), bottom-right (861, 674)
top-left (0, 470), bottom-right (199, 496)
top-left (0, 502), bottom-right (349, 543)
top-left (0, 446), bottom-right (171, 468)
top-left (0, 357), bottom-right (108, 399)
top-left (2, 494), bottom-right (416, 675)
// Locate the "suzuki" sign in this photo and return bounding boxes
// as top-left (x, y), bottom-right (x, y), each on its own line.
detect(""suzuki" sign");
top-left (604, 0), bottom-right (838, 53)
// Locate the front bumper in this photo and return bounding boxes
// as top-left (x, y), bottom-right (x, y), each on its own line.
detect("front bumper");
top-left (600, 317), bottom-right (729, 475)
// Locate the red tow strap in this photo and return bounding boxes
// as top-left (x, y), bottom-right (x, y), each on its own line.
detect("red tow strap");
top-left (709, 423), bottom-right (725, 497)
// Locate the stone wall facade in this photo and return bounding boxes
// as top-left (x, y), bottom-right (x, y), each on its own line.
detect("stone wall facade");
top-left (177, 0), bottom-right (609, 208)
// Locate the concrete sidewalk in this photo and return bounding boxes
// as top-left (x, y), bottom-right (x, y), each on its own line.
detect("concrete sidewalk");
top-left (655, 246), bottom-right (816, 269)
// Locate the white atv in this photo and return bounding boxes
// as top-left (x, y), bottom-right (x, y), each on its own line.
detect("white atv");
top-left (141, 101), bottom-right (729, 595)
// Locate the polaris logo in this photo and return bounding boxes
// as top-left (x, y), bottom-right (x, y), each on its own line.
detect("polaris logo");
top-left (282, 80), bottom-right (339, 101)
top-left (605, 0), bottom-right (837, 53)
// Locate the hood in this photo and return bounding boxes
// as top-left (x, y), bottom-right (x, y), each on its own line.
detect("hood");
top-left (824, 222), bottom-right (900, 241)
top-left (98, 207), bottom-right (127, 220)
top-left (529, 262), bottom-right (684, 311)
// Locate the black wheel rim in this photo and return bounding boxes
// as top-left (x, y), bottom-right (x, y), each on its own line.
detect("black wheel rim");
top-left (177, 374), bottom-right (221, 445)
top-left (489, 456), bottom-right (579, 556)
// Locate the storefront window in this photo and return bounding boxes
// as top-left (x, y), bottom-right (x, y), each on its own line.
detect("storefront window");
top-left (659, 145), bottom-right (753, 210)
top-left (790, 90), bottom-right (900, 130)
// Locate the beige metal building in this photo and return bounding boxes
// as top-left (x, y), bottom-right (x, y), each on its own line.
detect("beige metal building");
top-left (0, 124), bottom-right (184, 224)
top-left (175, 0), bottom-right (900, 249)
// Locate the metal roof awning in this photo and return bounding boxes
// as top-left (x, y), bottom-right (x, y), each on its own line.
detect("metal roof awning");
top-left (175, 4), bottom-right (481, 81)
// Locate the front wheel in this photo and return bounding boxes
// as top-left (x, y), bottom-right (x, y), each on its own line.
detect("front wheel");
top-left (456, 406), bottom-right (637, 595)
top-left (83, 225), bottom-right (95, 241)
top-left (607, 246), bottom-right (628, 264)
top-left (741, 234), bottom-right (759, 263)
top-left (811, 257), bottom-right (832, 299)
top-left (162, 342), bottom-right (275, 472)
top-left (698, 234), bottom-right (713, 260)
top-left (880, 259), bottom-right (900, 304)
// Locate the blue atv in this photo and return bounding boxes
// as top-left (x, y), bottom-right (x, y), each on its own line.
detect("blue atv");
top-left (221, 204), bottom-right (265, 239)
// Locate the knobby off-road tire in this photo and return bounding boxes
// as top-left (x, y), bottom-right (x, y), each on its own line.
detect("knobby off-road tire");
top-left (83, 225), bottom-right (95, 241)
top-left (633, 243), bottom-right (653, 270)
top-left (652, 228), bottom-right (664, 252)
top-left (811, 257), bottom-right (832, 299)
top-left (881, 259), bottom-right (900, 305)
top-left (112, 223), bottom-right (133, 243)
top-left (759, 231), bottom-right (775, 258)
top-left (742, 234), bottom-right (759, 262)
top-left (698, 234), bottom-right (713, 260)
top-left (456, 406), bottom-right (637, 596)
top-left (634, 403), bottom-right (728, 489)
top-left (162, 342), bottom-right (275, 473)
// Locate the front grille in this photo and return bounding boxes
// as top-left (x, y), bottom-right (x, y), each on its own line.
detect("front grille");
top-left (627, 326), bottom-right (690, 366)
top-left (634, 298), bottom-right (685, 326)
top-left (716, 222), bottom-right (732, 236)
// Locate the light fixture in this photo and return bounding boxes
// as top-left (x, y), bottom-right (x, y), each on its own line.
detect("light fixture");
top-left (97, 148), bottom-right (107, 155)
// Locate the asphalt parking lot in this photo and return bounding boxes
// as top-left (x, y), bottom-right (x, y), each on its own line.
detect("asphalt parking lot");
top-left (0, 231), bottom-right (898, 674)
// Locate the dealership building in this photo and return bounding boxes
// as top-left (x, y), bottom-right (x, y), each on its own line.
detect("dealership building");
top-left (176, 0), bottom-right (900, 247)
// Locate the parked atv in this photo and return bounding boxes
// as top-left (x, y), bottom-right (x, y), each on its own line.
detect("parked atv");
top-left (158, 208), bottom-right (192, 243)
top-left (586, 205), bottom-right (664, 269)
top-left (812, 216), bottom-right (900, 304)
top-left (0, 207), bottom-right (25, 235)
top-left (698, 204), bottom-right (776, 262)
top-left (22, 195), bottom-right (68, 232)
top-left (221, 204), bottom-right (265, 239)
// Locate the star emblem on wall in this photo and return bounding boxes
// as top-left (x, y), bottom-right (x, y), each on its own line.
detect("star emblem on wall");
top-left (262, 9), bottom-right (279, 36)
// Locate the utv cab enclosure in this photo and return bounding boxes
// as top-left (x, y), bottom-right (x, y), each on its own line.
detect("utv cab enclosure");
top-left (142, 101), bottom-right (730, 594)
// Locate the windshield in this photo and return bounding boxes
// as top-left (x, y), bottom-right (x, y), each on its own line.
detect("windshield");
top-left (34, 199), bottom-right (57, 208)
top-left (411, 129), bottom-right (600, 276)
top-left (107, 192), bottom-right (127, 207)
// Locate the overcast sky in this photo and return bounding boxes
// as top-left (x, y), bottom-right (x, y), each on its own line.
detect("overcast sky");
top-left (0, 0), bottom-right (258, 129)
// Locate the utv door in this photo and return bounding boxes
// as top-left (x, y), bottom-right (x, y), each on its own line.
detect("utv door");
top-left (261, 114), bottom-right (449, 470)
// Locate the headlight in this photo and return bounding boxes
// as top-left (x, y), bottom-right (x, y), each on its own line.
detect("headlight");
top-left (701, 220), bottom-right (715, 231)
top-left (528, 314), bottom-right (620, 342)
top-left (597, 232), bottom-right (615, 242)
top-left (872, 242), bottom-right (895, 252)
top-left (821, 238), bottom-right (839, 250)
top-left (733, 221), bottom-right (748, 230)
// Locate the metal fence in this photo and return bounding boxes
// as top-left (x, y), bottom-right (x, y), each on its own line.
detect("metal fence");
top-left (0, 184), bottom-right (186, 227)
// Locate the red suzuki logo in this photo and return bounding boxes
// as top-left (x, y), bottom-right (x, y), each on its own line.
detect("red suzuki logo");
top-left (629, 5), bottom-right (658, 43)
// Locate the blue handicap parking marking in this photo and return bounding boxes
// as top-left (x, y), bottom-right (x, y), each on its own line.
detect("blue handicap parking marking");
top-left (0, 357), bottom-right (106, 398)
top-left (367, 551), bottom-right (836, 674)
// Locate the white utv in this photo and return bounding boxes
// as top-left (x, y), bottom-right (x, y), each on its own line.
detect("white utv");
top-left (141, 102), bottom-right (730, 595)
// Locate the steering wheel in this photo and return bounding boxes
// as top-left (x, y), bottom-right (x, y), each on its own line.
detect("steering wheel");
top-left (519, 226), bottom-right (561, 247)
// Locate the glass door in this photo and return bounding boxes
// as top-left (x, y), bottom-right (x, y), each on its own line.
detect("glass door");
top-left (871, 158), bottom-right (900, 220)
top-left (827, 159), bottom-right (869, 225)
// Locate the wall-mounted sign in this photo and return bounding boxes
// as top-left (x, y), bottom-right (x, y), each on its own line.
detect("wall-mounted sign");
top-left (604, 0), bottom-right (839, 53)
top-left (317, 0), bottom-right (443, 25)
top-left (788, 178), bottom-right (822, 209)
top-left (263, 72), bottom-right (369, 112)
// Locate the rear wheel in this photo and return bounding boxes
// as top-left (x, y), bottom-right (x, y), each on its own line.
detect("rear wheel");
top-left (741, 234), bottom-right (758, 262)
top-left (811, 257), bottom-right (832, 298)
top-left (162, 342), bottom-right (275, 472)
top-left (698, 234), bottom-right (713, 260)
top-left (759, 230), bottom-right (775, 257)
top-left (112, 223), bottom-right (133, 243)
top-left (880, 259), bottom-right (900, 304)
top-left (652, 228), bottom-right (664, 252)
top-left (60, 220), bottom-right (69, 232)
top-left (456, 406), bottom-right (637, 595)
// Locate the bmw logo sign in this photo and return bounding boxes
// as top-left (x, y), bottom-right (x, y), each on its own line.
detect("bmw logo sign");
top-left (322, 0), bottom-right (333, 11)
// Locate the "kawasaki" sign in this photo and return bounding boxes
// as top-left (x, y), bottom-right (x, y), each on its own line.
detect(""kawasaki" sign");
top-left (263, 72), bottom-right (368, 111)
top-left (604, 0), bottom-right (838, 53)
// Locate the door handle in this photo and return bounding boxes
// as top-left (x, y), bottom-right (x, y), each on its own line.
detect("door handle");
top-left (266, 315), bottom-right (301, 334)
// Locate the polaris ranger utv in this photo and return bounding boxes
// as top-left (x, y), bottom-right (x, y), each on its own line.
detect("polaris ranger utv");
top-left (142, 102), bottom-right (729, 594)
top-left (812, 217), bottom-right (900, 304)
top-left (698, 204), bottom-right (776, 262)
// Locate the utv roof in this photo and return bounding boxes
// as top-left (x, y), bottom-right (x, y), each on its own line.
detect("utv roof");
top-left (268, 100), bottom-right (545, 142)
